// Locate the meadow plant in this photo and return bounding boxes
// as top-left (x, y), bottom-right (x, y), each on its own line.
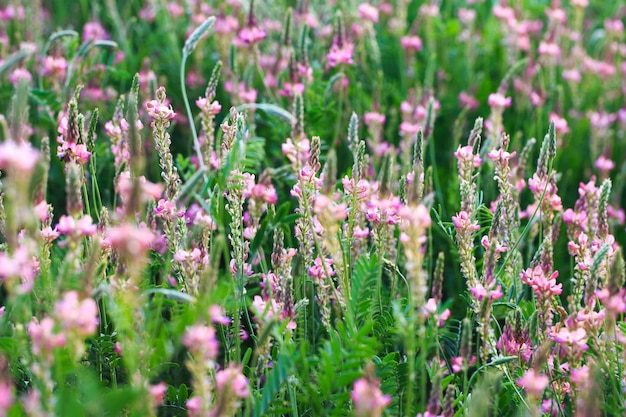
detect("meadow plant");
top-left (1, 1), bottom-right (626, 416)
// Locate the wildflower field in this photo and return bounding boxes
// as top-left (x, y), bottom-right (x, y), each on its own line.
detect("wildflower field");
top-left (0, 0), bottom-right (625, 415)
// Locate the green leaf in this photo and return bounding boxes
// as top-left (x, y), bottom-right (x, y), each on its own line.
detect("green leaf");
top-left (237, 103), bottom-right (295, 124)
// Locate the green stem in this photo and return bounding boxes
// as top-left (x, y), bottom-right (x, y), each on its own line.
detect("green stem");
top-left (180, 52), bottom-right (206, 173)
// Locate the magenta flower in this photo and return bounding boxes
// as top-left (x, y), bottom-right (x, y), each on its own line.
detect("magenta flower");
top-left (327, 43), bottom-right (354, 67)
top-left (308, 257), bottom-right (335, 279)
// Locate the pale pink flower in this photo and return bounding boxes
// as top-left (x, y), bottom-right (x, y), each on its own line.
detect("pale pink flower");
top-left (196, 98), bottom-right (221, 115)
top-left (0, 140), bottom-right (39, 173)
top-left (517, 369), bottom-right (549, 397)
top-left (55, 291), bottom-right (99, 337)
top-left (549, 113), bottom-right (569, 134)
top-left (570, 0), bottom-right (588, 8)
top-left (308, 257), bottom-right (335, 279)
top-left (107, 223), bottom-right (155, 257)
top-left (28, 317), bottom-right (66, 357)
top-left (186, 396), bottom-right (202, 417)
top-left (538, 41), bottom-right (561, 58)
top-left (0, 380), bottom-right (13, 416)
top-left (183, 324), bottom-right (219, 361)
top-left (351, 377), bottom-right (391, 417)
top-left (8, 68), bottom-right (32, 87)
top-left (358, 3), bottom-right (379, 23)
top-left (488, 93), bottom-right (512, 109)
top-left (459, 92), bottom-right (479, 110)
top-left (146, 99), bottom-right (176, 120)
top-left (209, 305), bottom-right (231, 325)
top-left (149, 383), bottom-right (168, 407)
top-left (215, 364), bottom-right (249, 398)
top-left (454, 145), bottom-right (481, 167)
top-left (562, 68), bottom-right (582, 82)
top-left (594, 155), bottom-right (615, 172)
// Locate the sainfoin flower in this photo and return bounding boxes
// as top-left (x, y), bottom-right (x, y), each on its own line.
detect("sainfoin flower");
top-left (351, 377), bottom-right (391, 417)
top-left (55, 291), bottom-right (99, 337)
top-left (215, 364), bottom-right (249, 398)
top-left (0, 140), bottom-right (39, 174)
top-left (517, 369), bottom-right (549, 397)
top-left (183, 324), bottom-right (219, 361)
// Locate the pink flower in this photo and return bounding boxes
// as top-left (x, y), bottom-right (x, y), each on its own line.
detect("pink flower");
top-left (358, 3), bottom-right (379, 23)
top-left (0, 140), bottom-right (39, 174)
top-left (538, 41), bottom-right (561, 58)
top-left (215, 364), bottom-right (249, 398)
top-left (55, 291), bottom-right (99, 337)
top-left (56, 215), bottom-right (97, 237)
top-left (107, 223), bottom-right (155, 258)
top-left (186, 396), bottom-right (202, 417)
top-left (196, 98), bottom-right (221, 115)
top-left (517, 369), bottom-right (549, 397)
top-left (327, 43), bottom-right (354, 67)
top-left (363, 112), bottom-right (386, 126)
top-left (0, 380), bottom-right (13, 415)
top-left (209, 305), bottom-right (231, 325)
top-left (549, 113), bottom-right (569, 134)
top-left (400, 35), bottom-right (423, 52)
top-left (454, 145), bottom-right (481, 167)
top-left (594, 155), bottom-right (615, 172)
top-left (82, 21), bottom-right (108, 41)
top-left (183, 324), bottom-right (219, 361)
top-left (154, 199), bottom-right (184, 221)
top-left (149, 383), bottom-right (168, 407)
top-left (459, 92), bottom-right (479, 110)
top-left (146, 99), bottom-right (176, 121)
top-left (351, 377), bottom-right (391, 417)
top-left (520, 266), bottom-right (562, 298)
top-left (238, 26), bottom-right (267, 44)
top-left (452, 211), bottom-right (479, 232)
top-left (488, 93), bottom-right (512, 109)
top-left (308, 257), bottom-right (335, 279)
top-left (8, 68), bottom-right (32, 87)
top-left (28, 317), bottom-right (66, 357)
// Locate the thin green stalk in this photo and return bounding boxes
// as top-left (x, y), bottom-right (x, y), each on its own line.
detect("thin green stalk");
top-left (180, 53), bottom-right (206, 173)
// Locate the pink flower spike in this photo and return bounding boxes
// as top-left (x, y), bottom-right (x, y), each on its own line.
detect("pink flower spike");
top-left (351, 377), bottom-right (391, 417)
top-left (358, 3), bottom-right (379, 23)
top-left (517, 369), bottom-right (549, 397)
top-left (595, 155), bottom-right (615, 172)
top-left (0, 140), bottom-right (39, 174)
top-left (488, 93), bottom-right (512, 109)
top-left (215, 364), bottom-right (249, 398)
